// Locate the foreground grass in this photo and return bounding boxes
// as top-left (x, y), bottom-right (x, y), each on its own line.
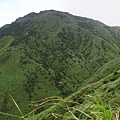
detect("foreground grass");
top-left (1, 71), bottom-right (120, 119)
top-left (0, 92), bottom-right (119, 120)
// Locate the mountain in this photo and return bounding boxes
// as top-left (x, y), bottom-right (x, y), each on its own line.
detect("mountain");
top-left (0, 10), bottom-right (120, 119)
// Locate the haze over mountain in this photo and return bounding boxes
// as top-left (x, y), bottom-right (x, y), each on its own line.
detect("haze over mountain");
top-left (0, 10), bottom-right (120, 119)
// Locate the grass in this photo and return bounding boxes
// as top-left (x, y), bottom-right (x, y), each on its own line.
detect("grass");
top-left (27, 71), bottom-right (120, 120)
top-left (0, 90), bottom-right (120, 120)
top-left (0, 71), bottom-right (120, 120)
top-left (86, 92), bottom-right (113, 120)
top-left (0, 93), bottom-right (25, 120)
top-left (0, 36), bottom-right (14, 53)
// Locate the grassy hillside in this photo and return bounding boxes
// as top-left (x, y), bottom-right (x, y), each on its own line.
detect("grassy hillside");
top-left (28, 70), bottom-right (120, 120)
top-left (91, 57), bottom-right (120, 82)
top-left (0, 10), bottom-right (120, 119)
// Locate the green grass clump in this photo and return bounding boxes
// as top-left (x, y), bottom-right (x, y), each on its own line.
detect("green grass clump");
top-left (0, 90), bottom-right (120, 120)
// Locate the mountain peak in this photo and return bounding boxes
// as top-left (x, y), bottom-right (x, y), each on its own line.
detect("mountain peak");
top-left (15, 12), bottom-right (37, 23)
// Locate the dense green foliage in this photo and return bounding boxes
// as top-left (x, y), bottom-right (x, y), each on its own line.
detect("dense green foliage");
top-left (0, 10), bottom-right (120, 119)
top-left (27, 70), bottom-right (120, 120)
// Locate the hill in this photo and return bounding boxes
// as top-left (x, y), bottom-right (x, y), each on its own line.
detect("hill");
top-left (0, 10), bottom-right (120, 119)
top-left (27, 70), bottom-right (120, 120)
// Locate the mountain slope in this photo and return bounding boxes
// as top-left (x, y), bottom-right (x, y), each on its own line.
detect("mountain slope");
top-left (27, 70), bottom-right (120, 120)
top-left (0, 10), bottom-right (120, 119)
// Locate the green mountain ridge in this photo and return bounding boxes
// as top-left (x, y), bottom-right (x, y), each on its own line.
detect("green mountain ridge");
top-left (0, 10), bottom-right (120, 119)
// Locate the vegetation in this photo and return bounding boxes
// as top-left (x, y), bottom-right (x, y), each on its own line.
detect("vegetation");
top-left (0, 10), bottom-right (120, 119)
top-left (1, 71), bottom-right (120, 119)
top-left (26, 70), bottom-right (120, 120)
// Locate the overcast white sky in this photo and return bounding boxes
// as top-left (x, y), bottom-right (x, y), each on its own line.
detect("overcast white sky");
top-left (0, 0), bottom-right (120, 27)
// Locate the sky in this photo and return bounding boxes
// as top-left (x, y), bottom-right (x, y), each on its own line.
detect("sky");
top-left (0, 0), bottom-right (120, 27)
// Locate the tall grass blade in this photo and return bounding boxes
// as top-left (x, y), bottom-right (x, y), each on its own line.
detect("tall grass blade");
top-left (8, 93), bottom-right (24, 118)
top-left (75, 108), bottom-right (92, 119)
top-left (0, 111), bottom-right (20, 118)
